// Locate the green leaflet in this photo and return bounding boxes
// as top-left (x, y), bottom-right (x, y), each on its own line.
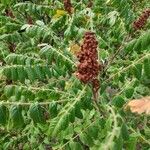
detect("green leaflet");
top-left (49, 101), bottom-right (58, 118)
top-left (125, 87), bottom-right (134, 99)
top-left (14, 86), bottom-right (22, 101)
top-left (100, 83), bottom-right (107, 94)
top-left (55, 54), bottom-right (62, 66)
top-left (121, 123), bottom-right (129, 141)
top-left (25, 66), bottom-right (36, 81)
top-left (144, 127), bottom-right (150, 137)
top-left (141, 31), bottom-right (150, 50)
top-left (69, 107), bottom-right (75, 123)
top-left (25, 57), bottom-right (33, 65)
top-left (80, 97), bottom-right (89, 110)
top-left (69, 142), bottom-right (83, 150)
top-left (4, 85), bottom-right (15, 98)
top-left (124, 39), bottom-right (137, 53)
top-left (5, 22), bottom-right (21, 33)
top-left (48, 113), bottom-right (70, 137)
top-left (112, 96), bottom-right (125, 108)
top-left (54, 65), bottom-right (66, 77)
top-left (113, 133), bottom-right (123, 150)
top-left (14, 3), bottom-right (51, 14)
top-left (5, 54), bottom-right (16, 64)
top-left (17, 66), bottom-right (26, 83)
top-left (26, 26), bottom-right (44, 38)
top-left (43, 65), bottom-right (52, 78)
top-left (87, 125), bottom-right (99, 140)
top-left (1, 0), bottom-right (11, 6)
top-left (34, 65), bottom-right (46, 80)
top-left (144, 58), bottom-right (150, 78)
top-left (36, 90), bottom-right (48, 100)
top-left (119, 72), bottom-right (126, 82)
top-left (80, 132), bottom-right (94, 147)
top-left (51, 16), bottom-right (66, 30)
top-left (10, 105), bottom-right (24, 128)
top-left (52, 68), bottom-right (60, 78)
top-left (60, 114), bottom-right (70, 131)
top-left (29, 103), bottom-right (46, 124)
top-left (61, 124), bottom-right (74, 140)
top-left (75, 102), bottom-right (83, 119)
top-left (1, 32), bottom-right (21, 43)
top-left (3, 67), bottom-right (11, 79)
top-left (39, 45), bottom-right (49, 57)
top-left (125, 30), bottom-right (150, 53)
top-left (47, 51), bottom-right (54, 64)
top-left (48, 91), bottom-right (60, 101)
top-left (133, 38), bottom-right (141, 52)
top-left (22, 89), bottom-right (35, 101)
top-left (17, 55), bottom-right (25, 65)
top-left (133, 63), bottom-right (142, 80)
top-left (64, 25), bottom-right (78, 40)
top-left (11, 66), bottom-right (18, 81)
top-left (126, 135), bottom-right (138, 150)
top-left (0, 104), bottom-right (8, 125)
top-left (5, 54), bottom-right (36, 65)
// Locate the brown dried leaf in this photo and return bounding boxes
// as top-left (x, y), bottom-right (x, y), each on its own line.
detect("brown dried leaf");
top-left (125, 96), bottom-right (150, 115)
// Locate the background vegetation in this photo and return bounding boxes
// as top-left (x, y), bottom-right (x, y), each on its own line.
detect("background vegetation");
top-left (0, 0), bottom-right (150, 149)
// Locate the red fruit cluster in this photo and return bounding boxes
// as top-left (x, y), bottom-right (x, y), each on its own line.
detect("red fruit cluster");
top-left (75, 31), bottom-right (100, 93)
top-left (63, 0), bottom-right (72, 14)
top-left (133, 9), bottom-right (150, 30)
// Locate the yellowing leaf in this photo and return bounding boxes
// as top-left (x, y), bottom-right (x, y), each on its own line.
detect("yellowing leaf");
top-left (125, 96), bottom-right (150, 115)
top-left (69, 43), bottom-right (80, 55)
top-left (52, 10), bottom-right (66, 19)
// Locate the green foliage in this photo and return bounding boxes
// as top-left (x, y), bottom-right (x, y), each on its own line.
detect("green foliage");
top-left (0, 0), bottom-right (149, 149)
top-left (29, 103), bottom-right (46, 124)
top-left (10, 105), bottom-right (24, 128)
top-left (0, 104), bottom-right (8, 125)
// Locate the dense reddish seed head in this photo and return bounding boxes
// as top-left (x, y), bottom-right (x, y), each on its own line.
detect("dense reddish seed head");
top-left (75, 31), bottom-right (101, 97)
top-left (133, 9), bottom-right (150, 30)
top-left (63, 0), bottom-right (72, 14)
